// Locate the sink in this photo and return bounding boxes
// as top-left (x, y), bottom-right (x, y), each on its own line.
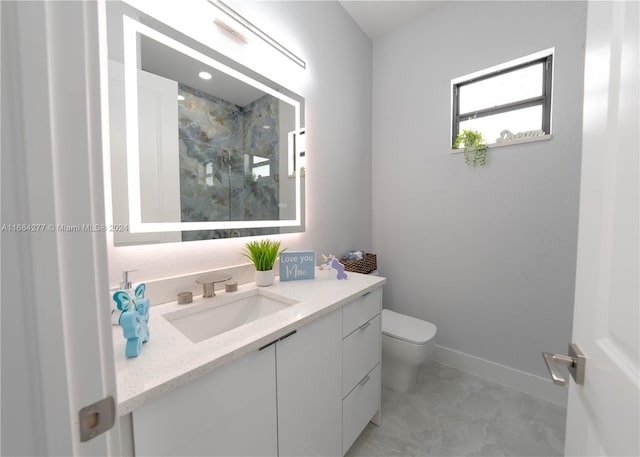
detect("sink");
top-left (164, 290), bottom-right (298, 343)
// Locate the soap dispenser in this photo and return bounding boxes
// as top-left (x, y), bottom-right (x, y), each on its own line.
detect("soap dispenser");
top-left (111, 270), bottom-right (137, 325)
top-left (121, 269), bottom-right (135, 293)
top-left (112, 270), bottom-right (151, 358)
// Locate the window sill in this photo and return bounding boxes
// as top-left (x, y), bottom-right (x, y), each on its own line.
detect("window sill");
top-left (450, 134), bottom-right (552, 154)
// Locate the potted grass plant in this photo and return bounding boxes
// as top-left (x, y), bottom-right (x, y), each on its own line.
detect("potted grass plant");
top-left (242, 239), bottom-right (287, 286)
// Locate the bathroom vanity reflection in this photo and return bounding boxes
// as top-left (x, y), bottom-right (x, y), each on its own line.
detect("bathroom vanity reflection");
top-left (104, 1), bottom-right (305, 245)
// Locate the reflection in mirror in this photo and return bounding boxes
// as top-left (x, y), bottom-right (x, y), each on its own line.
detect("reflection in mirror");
top-left (104, 1), bottom-right (305, 245)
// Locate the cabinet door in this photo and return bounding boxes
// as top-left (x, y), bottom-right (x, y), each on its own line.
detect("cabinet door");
top-left (132, 345), bottom-right (277, 457)
top-left (276, 310), bottom-right (342, 457)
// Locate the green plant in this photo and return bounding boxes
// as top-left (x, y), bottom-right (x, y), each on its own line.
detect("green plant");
top-left (241, 239), bottom-right (286, 271)
top-left (453, 129), bottom-right (489, 167)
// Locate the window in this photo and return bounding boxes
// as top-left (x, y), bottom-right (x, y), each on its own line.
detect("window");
top-left (452, 51), bottom-right (553, 146)
top-left (251, 155), bottom-right (270, 178)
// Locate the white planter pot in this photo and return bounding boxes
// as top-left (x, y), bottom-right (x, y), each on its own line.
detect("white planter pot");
top-left (255, 269), bottom-right (275, 287)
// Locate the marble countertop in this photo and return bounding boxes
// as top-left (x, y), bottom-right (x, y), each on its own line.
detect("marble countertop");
top-left (113, 269), bottom-right (386, 415)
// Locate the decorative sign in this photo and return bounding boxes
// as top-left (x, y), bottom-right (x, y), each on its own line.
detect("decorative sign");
top-left (495, 129), bottom-right (545, 144)
top-left (280, 251), bottom-right (315, 281)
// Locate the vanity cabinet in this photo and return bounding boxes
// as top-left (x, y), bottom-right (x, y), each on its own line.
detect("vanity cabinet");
top-left (129, 286), bottom-right (383, 457)
top-left (131, 309), bottom-right (342, 457)
top-left (132, 345), bottom-right (278, 456)
top-left (341, 289), bottom-right (382, 454)
top-left (277, 309), bottom-right (342, 457)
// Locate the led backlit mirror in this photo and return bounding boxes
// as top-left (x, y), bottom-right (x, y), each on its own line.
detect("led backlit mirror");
top-left (104, 1), bottom-right (305, 245)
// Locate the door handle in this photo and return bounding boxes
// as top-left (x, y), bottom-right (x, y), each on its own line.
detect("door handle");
top-left (542, 343), bottom-right (586, 386)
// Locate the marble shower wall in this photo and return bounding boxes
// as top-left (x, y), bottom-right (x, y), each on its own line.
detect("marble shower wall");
top-left (177, 85), bottom-right (280, 241)
top-left (240, 94), bottom-right (279, 221)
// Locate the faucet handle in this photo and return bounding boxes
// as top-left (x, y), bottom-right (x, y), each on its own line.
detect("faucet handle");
top-left (195, 272), bottom-right (232, 298)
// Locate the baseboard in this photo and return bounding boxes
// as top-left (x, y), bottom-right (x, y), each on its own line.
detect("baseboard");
top-left (432, 345), bottom-right (568, 407)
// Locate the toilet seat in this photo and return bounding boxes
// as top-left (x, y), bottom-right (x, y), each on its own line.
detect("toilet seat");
top-left (382, 309), bottom-right (437, 345)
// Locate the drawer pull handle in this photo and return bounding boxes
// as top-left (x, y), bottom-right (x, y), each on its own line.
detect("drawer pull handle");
top-left (359, 375), bottom-right (370, 387)
top-left (362, 292), bottom-right (371, 298)
top-left (358, 321), bottom-right (371, 331)
top-left (259, 330), bottom-right (297, 350)
top-left (259, 340), bottom-right (277, 351)
top-left (278, 330), bottom-right (297, 342)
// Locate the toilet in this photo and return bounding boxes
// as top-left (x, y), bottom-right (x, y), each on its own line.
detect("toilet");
top-left (381, 309), bottom-right (437, 393)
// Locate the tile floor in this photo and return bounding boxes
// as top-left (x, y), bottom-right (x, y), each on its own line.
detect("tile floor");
top-left (346, 361), bottom-right (566, 457)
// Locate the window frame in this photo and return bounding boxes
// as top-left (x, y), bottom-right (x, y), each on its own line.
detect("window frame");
top-left (451, 53), bottom-right (553, 145)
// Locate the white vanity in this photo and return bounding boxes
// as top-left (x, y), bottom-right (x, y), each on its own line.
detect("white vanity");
top-left (114, 271), bottom-right (385, 456)
top-left (102, 1), bottom-right (383, 453)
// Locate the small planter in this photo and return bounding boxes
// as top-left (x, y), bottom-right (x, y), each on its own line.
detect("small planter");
top-left (242, 239), bottom-right (286, 287)
top-left (255, 269), bottom-right (275, 287)
top-left (453, 129), bottom-right (489, 167)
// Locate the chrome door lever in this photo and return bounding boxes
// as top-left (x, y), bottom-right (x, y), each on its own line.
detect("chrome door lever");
top-left (542, 343), bottom-right (586, 386)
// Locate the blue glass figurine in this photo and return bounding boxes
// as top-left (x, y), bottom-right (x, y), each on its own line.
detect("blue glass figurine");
top-left (113, 283), bottom-right (150, 358)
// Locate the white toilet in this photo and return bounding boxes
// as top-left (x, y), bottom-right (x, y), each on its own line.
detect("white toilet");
top-left (381, 309), bottom-right (437, 393)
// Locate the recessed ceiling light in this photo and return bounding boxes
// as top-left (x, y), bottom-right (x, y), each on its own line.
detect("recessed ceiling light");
top-left (198, 71), bottom-right (212, 80)
top-left (177, 95), bottom-right (185, 101)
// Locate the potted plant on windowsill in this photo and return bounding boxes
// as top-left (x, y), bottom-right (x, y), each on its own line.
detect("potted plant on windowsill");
top-left (453, 129), bottom-right (489, 167)
top-left (242, 239), bottom-right (287, 287)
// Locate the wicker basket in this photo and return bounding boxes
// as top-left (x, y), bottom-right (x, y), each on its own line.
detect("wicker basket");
top-left (339, 253), bottom-right (377, 275)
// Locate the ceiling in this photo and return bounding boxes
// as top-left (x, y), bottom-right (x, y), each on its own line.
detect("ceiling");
top-left (339, 1), bottom-right (444, 40)
top-left (140, 35), bottom-right (266, 107)
top-left (134, 1), bottom-right (446, 104)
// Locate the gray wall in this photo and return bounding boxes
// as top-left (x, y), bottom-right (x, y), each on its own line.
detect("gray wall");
top-left (372, 1), bottom-right (587, 378)
top-left (108, 1), bottom-right (373, 283)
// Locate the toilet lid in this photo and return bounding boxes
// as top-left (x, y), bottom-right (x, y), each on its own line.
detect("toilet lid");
top-left (381, 309), bottom-right (437, 345)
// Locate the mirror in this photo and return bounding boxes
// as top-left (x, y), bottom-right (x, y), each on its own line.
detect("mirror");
top-left (104, 1), bottom-right (305, 245)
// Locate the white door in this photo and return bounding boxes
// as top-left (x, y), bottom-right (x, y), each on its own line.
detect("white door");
top-left (107, 61), bottom-right (182, 245)
top-left (564, 1), bottom-right (639, 455)
top-left (2, 1), bottom-right (120, 455)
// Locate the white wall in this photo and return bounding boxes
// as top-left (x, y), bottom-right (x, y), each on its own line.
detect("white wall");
top-left (106, 1), bottom-right (373, 286)
top-left (372, 1), bottom-right (587, 380)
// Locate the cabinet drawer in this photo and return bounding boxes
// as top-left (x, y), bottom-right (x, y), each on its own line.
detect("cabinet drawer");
top-left (342, 364), bottom-right (381, 455)
top-left (342, 288), bottom-right (382, 337)
top-left (343, 314), bottom-right (380, 396)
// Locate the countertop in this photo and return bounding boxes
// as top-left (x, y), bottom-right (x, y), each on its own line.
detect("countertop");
top-left (113, 269), bottom-right (386, 415)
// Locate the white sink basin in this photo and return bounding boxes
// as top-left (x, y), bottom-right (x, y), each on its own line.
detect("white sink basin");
top-left (164, 289), bottom-right (298, 343)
